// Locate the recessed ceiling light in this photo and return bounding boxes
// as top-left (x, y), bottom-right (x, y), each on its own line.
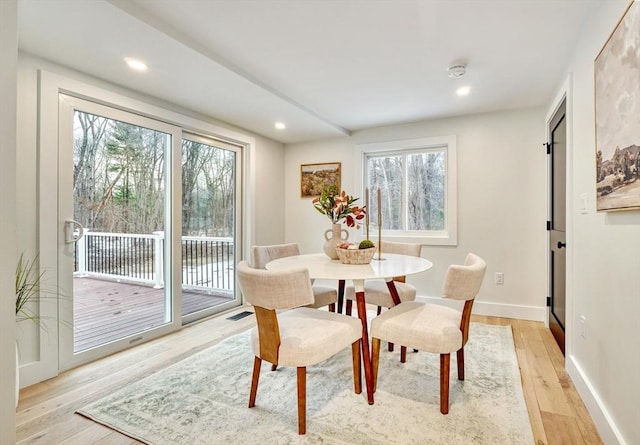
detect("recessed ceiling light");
top-left (124, 57), bottom-right (148, 72)
top-left (456, 86), bottom-right (471, 96)
top-left (274, 122), bottom-right (286, 130)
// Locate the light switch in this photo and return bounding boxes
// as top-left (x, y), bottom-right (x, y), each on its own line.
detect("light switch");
top-left (580, 193), bottom-right (588, 214)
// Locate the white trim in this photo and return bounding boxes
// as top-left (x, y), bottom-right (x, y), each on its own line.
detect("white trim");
top-left (415, 295), bottom-right (547, 322)
top-left (566, 356), bottom-right (627, 445)
top-left (354, 135), bottom-right (457, 246)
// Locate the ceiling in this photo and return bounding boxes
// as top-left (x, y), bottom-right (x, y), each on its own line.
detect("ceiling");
top-left (17, 0), bottom-right (599, 144)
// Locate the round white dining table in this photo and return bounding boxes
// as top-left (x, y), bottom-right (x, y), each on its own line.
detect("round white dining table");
top-left (266, 253), bottom-right (433, 405)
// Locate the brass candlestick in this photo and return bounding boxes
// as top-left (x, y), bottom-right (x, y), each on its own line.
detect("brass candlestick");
top-left (375, 188), bottom-right (384, 261)
top-left (365, 187), bottom-right (370, 241)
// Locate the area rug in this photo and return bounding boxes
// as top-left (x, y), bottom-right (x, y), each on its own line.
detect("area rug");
top-left (77, 323), bottom-right (534, 444)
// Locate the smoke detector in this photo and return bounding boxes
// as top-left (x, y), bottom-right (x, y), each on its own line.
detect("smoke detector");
top-left (447, 64), bottom-right (466, 79)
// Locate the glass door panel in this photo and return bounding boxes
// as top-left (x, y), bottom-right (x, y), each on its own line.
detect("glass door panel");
top-left (59, 95), bottom-right (181, 369)
top-left (181, 135), bottom-right (238, 320)
top-left (72, 110), bottom-right (171, 352)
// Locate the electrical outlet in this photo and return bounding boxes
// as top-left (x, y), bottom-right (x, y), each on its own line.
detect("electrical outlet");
top-left (494, 272), bottom-right (504, 285)
top-left (580, 315), bottom-right (587, 339)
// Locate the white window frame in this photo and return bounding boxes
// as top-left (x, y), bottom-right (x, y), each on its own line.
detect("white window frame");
top-left (354, 136), bottom-right (457, 246)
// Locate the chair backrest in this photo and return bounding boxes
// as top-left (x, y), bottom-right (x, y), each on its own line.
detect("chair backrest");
top-left (441, 253), bottom-right (487, 301)
top-left (250, 243), bottom-right (301, 269)
top-left (380, 241), bottom-right (422, 282)
top-left (381, 240), bottom-right (422, 257)
top-left (237, 260), bottom-right (314, 309)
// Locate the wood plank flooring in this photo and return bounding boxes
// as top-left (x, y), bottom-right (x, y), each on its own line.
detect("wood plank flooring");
top-left (73, 277), bottom-right (233, 351)
top-left (15, 309), bottom-right (602, 444)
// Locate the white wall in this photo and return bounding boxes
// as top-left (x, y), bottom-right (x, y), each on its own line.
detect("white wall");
top-left (252, 137), bottom-right (286, 245)
top-left (285, 107), bottom-right (547, 320)
top-left (0, 1), bottom-right (18, 442)
top-left (560, 1), bottom-right (639, 444)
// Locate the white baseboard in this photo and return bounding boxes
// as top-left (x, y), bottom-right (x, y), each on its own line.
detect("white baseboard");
top-left (415, 295), bottom-right (546, 322)
top-left (566, 356), bottom-right (627, 445)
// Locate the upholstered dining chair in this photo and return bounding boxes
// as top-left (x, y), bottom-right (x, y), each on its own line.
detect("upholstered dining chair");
top-left (236, 261), bottom-right (362, 435)
top-left (343, 240), bottom-right (422, 353)
top-left (343, 240), bottom-right (423, 316)
top-left (251, 243), bottom-right (338, 311)
top-left (370, 253), bottom-right (486, 414)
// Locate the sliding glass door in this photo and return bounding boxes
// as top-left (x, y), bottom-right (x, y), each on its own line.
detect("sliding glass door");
top-left (57, 96), bottom-right (241, 369)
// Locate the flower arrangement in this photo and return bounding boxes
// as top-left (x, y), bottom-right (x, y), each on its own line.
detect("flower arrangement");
top-left (312, 185), bottom-right (366, 228)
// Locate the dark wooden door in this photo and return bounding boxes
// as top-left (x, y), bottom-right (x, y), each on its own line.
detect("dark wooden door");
top-left (548, 98), bottom-right (567, 354)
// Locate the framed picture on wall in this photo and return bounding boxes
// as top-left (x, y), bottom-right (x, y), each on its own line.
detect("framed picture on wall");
top-left (594, 0), bottom-right (640, 211)
top-left (300, 162), bottom-right (341, 198)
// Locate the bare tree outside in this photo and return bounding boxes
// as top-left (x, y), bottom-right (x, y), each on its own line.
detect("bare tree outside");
top-left (73, 111), bottom-right (236, 237)
top-left (181, 139), bottom-right (235, 237)
top-left (367, 149), bottom-right (445, 231)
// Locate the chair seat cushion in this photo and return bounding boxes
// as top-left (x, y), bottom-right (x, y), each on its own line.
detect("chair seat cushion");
top-left (251, 307), bottom-right (361, 367)
top-left (371, 301), bottom-right (463, 353)
top-left (344, 280), bottom-right (416, 308)
top-left (305, 285), bottom-right (337, 309)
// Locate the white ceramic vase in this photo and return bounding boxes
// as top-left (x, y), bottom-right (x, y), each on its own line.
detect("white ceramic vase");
top-left (323, 223), bottom-right (348, 259)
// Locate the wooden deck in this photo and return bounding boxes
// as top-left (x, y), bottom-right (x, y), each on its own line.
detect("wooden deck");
top-left (73, 277), bottom-right (234, 352)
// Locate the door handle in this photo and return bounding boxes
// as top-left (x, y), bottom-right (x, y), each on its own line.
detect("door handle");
top-left (64, 219), bottom-right (85, 244)
top-left (557, 241), bottom-right (566, 249)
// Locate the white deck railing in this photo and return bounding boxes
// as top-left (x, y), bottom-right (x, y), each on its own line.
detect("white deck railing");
top-left (75, 230), bottom-right (235, 292)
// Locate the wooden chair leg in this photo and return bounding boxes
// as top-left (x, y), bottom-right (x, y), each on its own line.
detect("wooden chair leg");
top-left (372, 337), bottom-right (381, 392)
top-left (400, 346), bottom-right (407, 363)
top-left (388, 342), bottom-right (394, 352)
top-left (337, 280), bottom-right (345, 313)
top-left (328, 303), bottom-right (336, 312)
top-left (352, 340), bottom-right (362, 394)
top-left (271, 364), bottom-right (277, 371)
top-left (345, 299), bottom-right (353, 316)
top-left (297, 367), bottom-right (306, 435)
top-left (376, 305), bottom-right (382, 315)
top-left (457, 347), bottom-right (465, 380)
top-left (440, 353), bottom-right (450, 414)
top-left (249, 356), bottom-right (262, 408)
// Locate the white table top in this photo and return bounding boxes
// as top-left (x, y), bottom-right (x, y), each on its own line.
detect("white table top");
top-left (265, 253), bottom-right (432, 281)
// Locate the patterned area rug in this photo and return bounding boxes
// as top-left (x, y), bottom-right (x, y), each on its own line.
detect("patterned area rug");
top-left (77, 322), bottom-right (534, 444)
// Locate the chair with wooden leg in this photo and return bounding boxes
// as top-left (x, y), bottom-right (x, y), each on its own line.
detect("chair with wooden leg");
top-left (236, 260), bottom-right (362, 435)
top-left (370, 253), bottom-right (486, 414)
top-left (251, 243), bottom-right (338, 311)
top-left (343, 241), bottom-right (422, 355)
top-left (344, 240), bottom-right (422, 313)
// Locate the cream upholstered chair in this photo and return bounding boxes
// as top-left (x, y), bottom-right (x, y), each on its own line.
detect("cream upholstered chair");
top-left (370, 253), bottom-right (487, 414)
top-left (236, 261), bottom-right (362, 435)
top-left (251, 243), bottom-right (338, 311)
top-left (343, 240), bottom-right (423, 316)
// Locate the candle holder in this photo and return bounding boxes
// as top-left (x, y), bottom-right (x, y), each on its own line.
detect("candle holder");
top-left (374, 188), bottom-right (385, 261)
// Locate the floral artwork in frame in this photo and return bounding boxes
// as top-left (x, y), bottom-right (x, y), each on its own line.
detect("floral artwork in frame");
top-left (594, 1), bottom-right (640, 211)
top-left (300, 162), bottom-right (341, 198)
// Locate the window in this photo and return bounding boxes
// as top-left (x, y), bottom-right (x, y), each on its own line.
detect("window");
top-left (356, 136), bottom-right (457, 245)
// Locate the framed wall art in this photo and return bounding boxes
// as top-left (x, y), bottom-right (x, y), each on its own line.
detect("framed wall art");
top-left (594, 1), bottom-right (640, 211)
top-left (300, 162), bottom-right (341, 198)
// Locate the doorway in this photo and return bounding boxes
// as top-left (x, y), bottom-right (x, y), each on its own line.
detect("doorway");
top-left (548, 98), bottom-right (567, 354)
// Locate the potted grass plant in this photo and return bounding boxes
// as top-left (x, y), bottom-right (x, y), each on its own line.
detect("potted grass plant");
top-left (14, 253), bottom-right (46, 408)
top-left (15, 253), bottom-right (46, 323)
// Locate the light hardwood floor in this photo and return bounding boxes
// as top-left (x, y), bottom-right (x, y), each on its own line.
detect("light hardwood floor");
top-left (15, 308), bottom-right (602, 444)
